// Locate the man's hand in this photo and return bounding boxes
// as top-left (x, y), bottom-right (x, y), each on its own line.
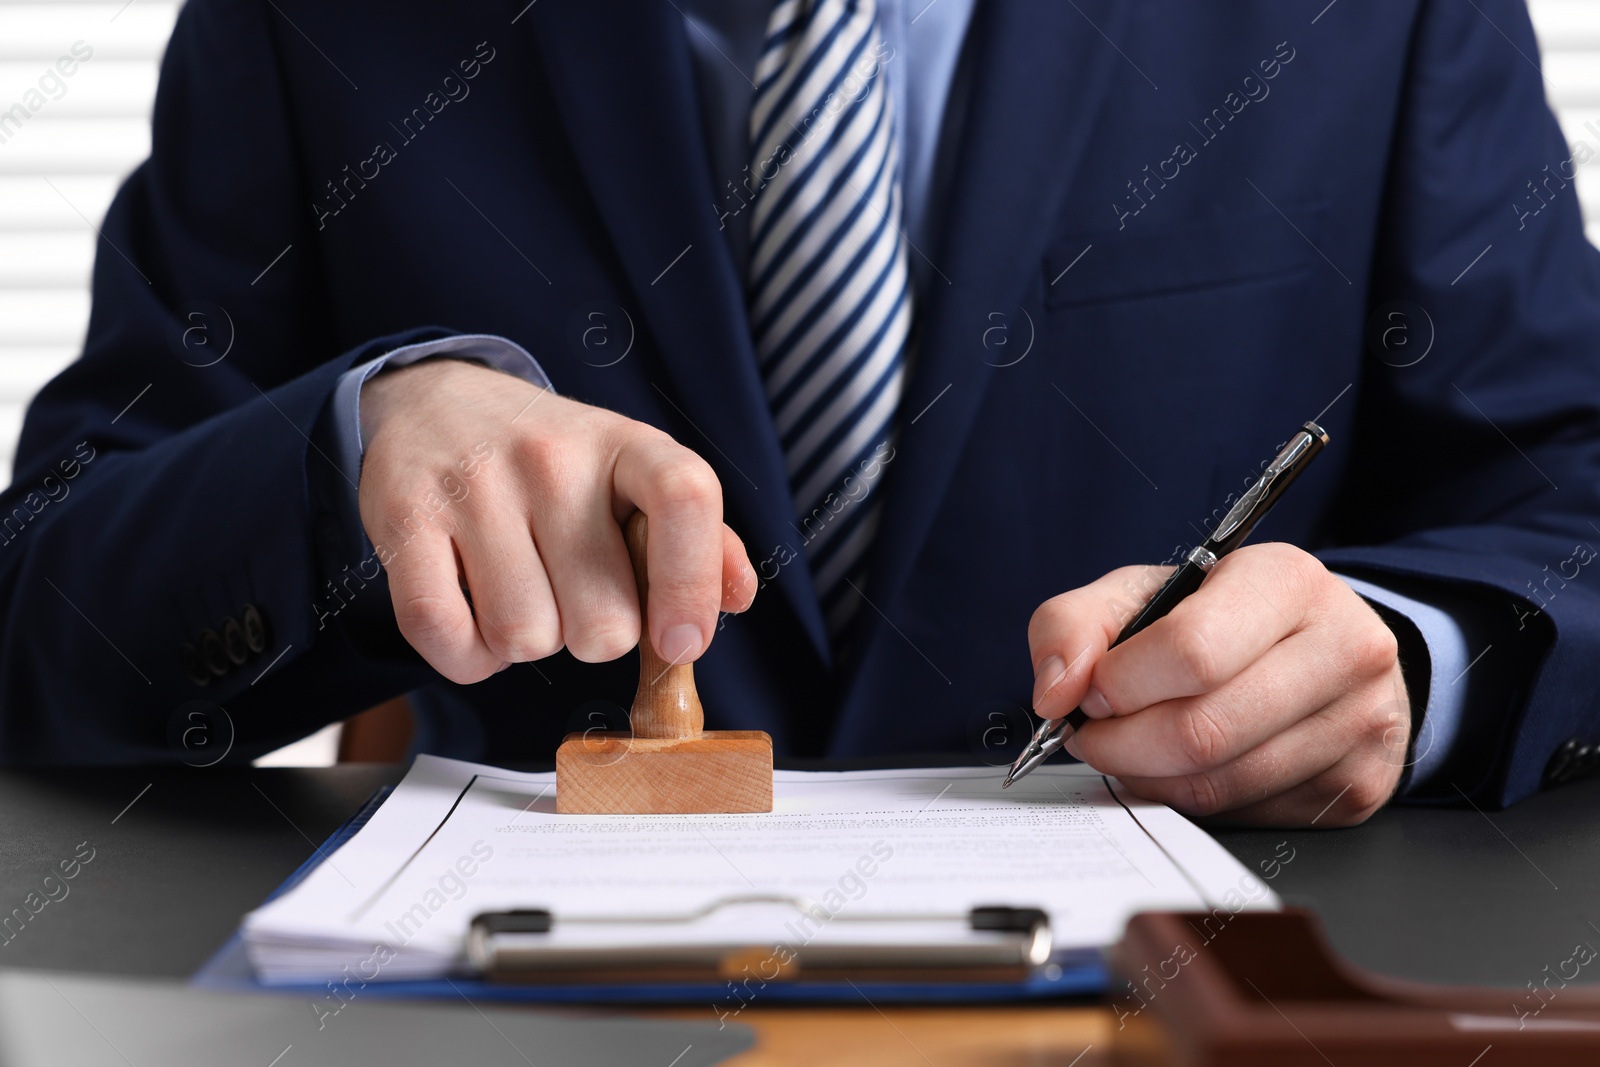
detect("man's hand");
top-left (1027, 543), bottom-right (1411, 826)
top-left (357, 359), bottom-right (756, 683)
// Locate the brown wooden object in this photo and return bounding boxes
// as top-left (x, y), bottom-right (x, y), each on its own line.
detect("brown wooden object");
top-left (337, 696), bottom-right (414, 762)
top-left (1110, 909), bottom-right (1600, 1066)
top-left (555, 512), bottom-right (773, 814)
top-left (648, 1005), bottom-right (1109, 1066)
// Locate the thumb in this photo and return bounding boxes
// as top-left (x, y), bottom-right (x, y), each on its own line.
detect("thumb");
top-left (1026, 563), bottom-right (1173, 720)
top-left (719, 524), bottom-right (758, 613)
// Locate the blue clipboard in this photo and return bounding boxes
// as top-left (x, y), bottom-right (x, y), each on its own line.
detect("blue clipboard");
top-left (192, 786), bottom-right (1108, 1004)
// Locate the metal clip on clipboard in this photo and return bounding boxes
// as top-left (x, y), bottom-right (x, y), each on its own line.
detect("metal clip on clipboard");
top-left (468, 896), bottom-right (1052, 985)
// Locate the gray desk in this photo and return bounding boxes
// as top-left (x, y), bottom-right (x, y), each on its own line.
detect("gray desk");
top-left (0, 764), bottom-right (1594, 989)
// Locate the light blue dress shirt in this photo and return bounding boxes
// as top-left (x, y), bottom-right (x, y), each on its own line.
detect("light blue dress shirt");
top-left (326, 0), bottom-right (1468, 793)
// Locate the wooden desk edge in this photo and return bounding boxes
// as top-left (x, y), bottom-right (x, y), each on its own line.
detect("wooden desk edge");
top-left (641, 1004), bottom-right (1111, 1066)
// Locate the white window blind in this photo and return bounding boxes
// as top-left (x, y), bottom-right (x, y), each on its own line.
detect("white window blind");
top-left (1527, 0), bottom-right (1600, 249)
top-left (0, 0), bottom-right (177, 479)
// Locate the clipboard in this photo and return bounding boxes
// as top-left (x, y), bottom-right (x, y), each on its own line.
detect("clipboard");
top-left (192, 787), bottom-right (1107, 1004)
top-left (468, 900), bottom-right (1053, 984)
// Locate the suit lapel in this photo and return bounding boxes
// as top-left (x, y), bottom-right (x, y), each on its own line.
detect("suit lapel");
top-left (527, 0), bottom-right (832, 661)
top-left (842, 0), bottom-right (1135, 695)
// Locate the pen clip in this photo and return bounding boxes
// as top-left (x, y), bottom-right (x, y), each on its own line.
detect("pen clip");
top-left (1210, 472), bottom-right (1274, 545)
top-left (1209, 426), bottom-right (1320, 545)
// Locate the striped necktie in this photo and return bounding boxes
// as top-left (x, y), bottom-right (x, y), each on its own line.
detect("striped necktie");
top-left (747, 0), bottom-right (912, 644)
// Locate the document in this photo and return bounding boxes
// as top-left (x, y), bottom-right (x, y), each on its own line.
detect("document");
top-left (243, 756), bottom-right (1276, 984)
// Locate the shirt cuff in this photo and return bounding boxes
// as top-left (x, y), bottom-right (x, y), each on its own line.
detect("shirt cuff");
top-left (1337, 572), bottom-right (1474, 795)
top-left (326, 334), bottom-right (553, 551)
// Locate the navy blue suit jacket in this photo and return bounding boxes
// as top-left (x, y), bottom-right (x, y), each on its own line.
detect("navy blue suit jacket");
top-left (7, 0), bottom-right (1600, 807)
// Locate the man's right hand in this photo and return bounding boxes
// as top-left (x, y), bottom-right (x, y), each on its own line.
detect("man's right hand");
top-left (356, 359), bottom-right (757, 684)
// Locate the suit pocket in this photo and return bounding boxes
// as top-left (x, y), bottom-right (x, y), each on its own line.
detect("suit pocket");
top-left (1043, 202), bottom-right (1326, 310)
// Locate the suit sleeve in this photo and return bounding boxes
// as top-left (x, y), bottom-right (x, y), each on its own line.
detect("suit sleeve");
top-left (0, 0), bottom-right (444, 763)
top-left (1317, 0), bottom-right (1600, 807)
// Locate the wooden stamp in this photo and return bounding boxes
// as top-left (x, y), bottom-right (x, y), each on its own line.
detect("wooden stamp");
top-left (555, 512), bottom-right (773, 814)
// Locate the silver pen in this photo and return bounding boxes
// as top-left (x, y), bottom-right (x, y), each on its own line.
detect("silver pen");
top-left (1003, 421), bottom-right (1330, 788)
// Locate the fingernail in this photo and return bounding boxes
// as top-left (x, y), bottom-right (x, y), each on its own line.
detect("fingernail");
top-left (659, 623), bottom-right (704, 664)
top-left (1032, 655), bottom-right (1068, 710)
top-left (1081, 686), bottom-right (1112, 718)
top-left (1062, 734), bottom-right (1083, 760)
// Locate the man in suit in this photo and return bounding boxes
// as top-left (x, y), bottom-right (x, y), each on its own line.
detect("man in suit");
top-left (4, 0), bottom-right (1598, 826)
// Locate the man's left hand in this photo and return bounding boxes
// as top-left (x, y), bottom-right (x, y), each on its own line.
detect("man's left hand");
top-left (1026, 543), bottom-right (1412, 826)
